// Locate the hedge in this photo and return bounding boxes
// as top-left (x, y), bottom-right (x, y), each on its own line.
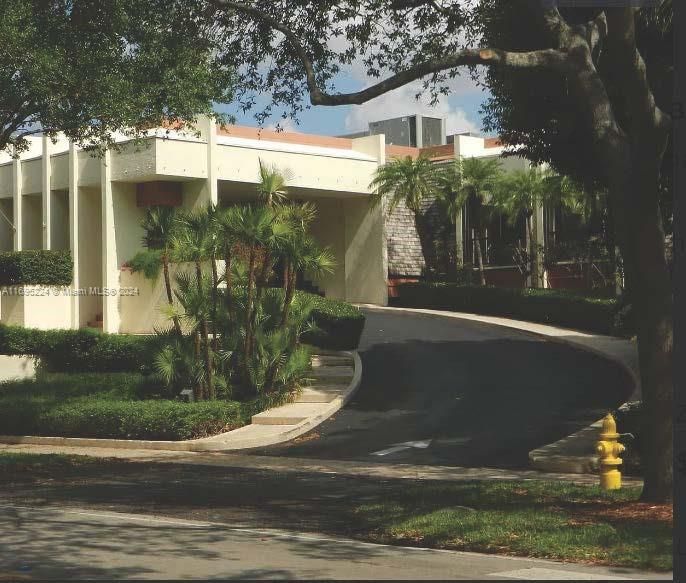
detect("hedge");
top-left (298, 291), bottom-right (366, 350)
top-left (0, 250), bottom-right (73, 286)
top-left (0, 373), bottom-right (252, 440)
top-left (392, 282), bottom-right (633, 336)
top-left (0, 291), bottom-right (365, 372)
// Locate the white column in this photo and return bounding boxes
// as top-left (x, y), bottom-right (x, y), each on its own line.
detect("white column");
top-left (41, 136), bottom-right (51, 249)
top-left (206, 115), bottom-right (218, 207)
top-left (101, 150), bottom-right (119, 333)
top-left (12, 158), bottom-right (21, 251)
top-left (69, 143), bottom-right (80, 328)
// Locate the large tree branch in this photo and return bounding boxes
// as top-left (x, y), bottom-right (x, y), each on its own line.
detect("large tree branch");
top-left (308, 48), bottom-right (568, 105)
top-left (211, 0), bottom-right (566, 106)
top-left (603, 8), bottom-right (671, 134)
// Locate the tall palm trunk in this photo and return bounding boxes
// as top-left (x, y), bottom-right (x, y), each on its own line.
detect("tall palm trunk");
top-left (280, 261), bottom-right (296, 328)
top-left (473, 227), bottom-right (487, 286)
top-left (224, 246), bottom-right (234, 323)
top-left (193, 331), bottom-right (203, 401)
top-left (162, 252), bottom-right (182, 336)
top-left (525, 213), bottom-right (536, 288)
top-left (210, 255), bottom-right (219, 351)
top-left (244, 247), bottom-right (257, 367)
top-left (195, 260), bottom-right (214, 400)
top-left (252, 250), bottom-right (273, 330)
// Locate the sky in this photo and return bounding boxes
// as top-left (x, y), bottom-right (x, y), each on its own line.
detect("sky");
top-left (217, 63), bottom-right (493, 138)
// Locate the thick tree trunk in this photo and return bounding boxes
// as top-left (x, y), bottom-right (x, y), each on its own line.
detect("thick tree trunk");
top-left (608, 145), bottom-right (672, 503)
top-left (162, 253), bottom-right (182, 336)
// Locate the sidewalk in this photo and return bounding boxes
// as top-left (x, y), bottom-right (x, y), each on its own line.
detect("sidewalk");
top-left (0, 443), bottom-right (643, 487)
top-left (357, 305), bottom-right (640, 474)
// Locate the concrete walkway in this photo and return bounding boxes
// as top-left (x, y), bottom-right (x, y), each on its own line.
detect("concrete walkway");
top-left (357, 305), bottom-right (640, 474)
top-left (0, 352), bottom-right (361, 452)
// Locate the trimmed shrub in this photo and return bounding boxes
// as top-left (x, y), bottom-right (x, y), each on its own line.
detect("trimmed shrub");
top-left (0, 325), bottom-right (160, 373)
top-left (0, 292), bottom-right (364, 372)
top-left (0, 373), bottom-right (252, 440)
top-left (298, 291), bottom-right (366, 350)
top-left (393, 282), bottom-right (631, 336)
top-left (0, 250), bottom-right (73, 286)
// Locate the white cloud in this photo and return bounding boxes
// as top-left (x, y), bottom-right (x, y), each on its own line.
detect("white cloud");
top-left (265, 118), bottom-right (299, 132)
top-left (344, 80), bottom-right (480, 136)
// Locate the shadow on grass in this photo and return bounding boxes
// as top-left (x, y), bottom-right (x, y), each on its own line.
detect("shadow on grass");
top-left (0, 459), bottom-right (672, 572)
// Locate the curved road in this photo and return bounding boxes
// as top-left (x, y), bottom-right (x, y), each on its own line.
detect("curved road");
top-left (254, 309), bottom-right (633, 468)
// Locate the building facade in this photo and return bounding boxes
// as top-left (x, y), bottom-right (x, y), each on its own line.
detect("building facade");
top-left (0, 117), bottom-right (391, 333)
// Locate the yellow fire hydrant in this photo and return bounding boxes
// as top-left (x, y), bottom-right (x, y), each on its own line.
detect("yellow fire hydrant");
top-left (596, 413), bottom-right (625, 490)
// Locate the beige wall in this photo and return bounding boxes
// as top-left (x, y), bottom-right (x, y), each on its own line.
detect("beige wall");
top-left (22, 288), bottom-right (72, 329)
top-left (344, 199), bottom-right (388, 305)
top-left (51, 152), bottom-right (69, 190)
top-left (50, 190), bottom-right (69, 250)
top-left (307, 198), bottom-right (346, 300)
top-left (0, 199), bottom-right (13, 252)
top-left (21, 195), bottom-right (42, 250)
top-left (0, 295), bottom-right (24, 326)
top-left (77, 151), bottom-right (100, 187)
top-left (21, 159), bottom-right (41, 195)
top-left (77, 187), bottom-right (102, 327)
top-left (216, 144), bottom-right (377, 195)
top-left (119, 269), bottom-right (172, 334)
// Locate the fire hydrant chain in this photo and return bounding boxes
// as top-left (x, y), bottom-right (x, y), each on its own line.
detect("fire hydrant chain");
top-left (595, 413), bottom-right (626, 490)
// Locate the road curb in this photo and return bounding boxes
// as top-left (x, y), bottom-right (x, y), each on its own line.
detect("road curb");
top-left (0, 351), bottom-right (362, 453)
top-left (357, 304), bottom-right (639, 475)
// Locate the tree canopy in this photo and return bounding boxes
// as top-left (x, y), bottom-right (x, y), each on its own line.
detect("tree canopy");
top-left (0, 0), bottom-right (235, 154)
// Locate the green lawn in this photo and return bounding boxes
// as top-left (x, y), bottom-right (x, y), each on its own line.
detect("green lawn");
top-left (352, 480), bottom-right (672, 571)
top-left (0, 453), bottom-right (672, 571)
top-left (0, 373), bottom-right (258, 440)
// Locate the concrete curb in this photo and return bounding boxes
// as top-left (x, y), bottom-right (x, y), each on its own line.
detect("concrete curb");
top-left (0, 351), bottom-right (362, 453)
top-left (357, 304), bottom-right (639, 475)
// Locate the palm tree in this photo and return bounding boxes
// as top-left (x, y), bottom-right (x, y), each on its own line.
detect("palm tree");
top-left (140, 206), bottom-right (182, 336)
top-left (229, 204), bottom-right (286, 373)
top-left (460, 157), bottom-right (503, 286)
top-left (369, 154), bottom-right (441, 271)
top-left (276, 232), bottom-right (335, 328)
top-left (257, 158), bottom-right (293, 207)
top-left (171, 208), bottom-right (215, 399)
top-left (435, 160), bottom-right (466, 274)
top-left (492, 168), bottom-right (545, 286)
top-left (215, 205), bottom-right (241, 323)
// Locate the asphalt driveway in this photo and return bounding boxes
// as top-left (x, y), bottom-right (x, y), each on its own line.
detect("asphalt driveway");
top-left (255, 309), bottom-right (634, 468)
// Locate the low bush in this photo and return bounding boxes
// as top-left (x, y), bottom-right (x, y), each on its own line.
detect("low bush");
top-left (392, 282), bottom-right (631, 336)
top-left (0, 250), bottom-right (73, 286)
top-left (0, 373), bottom-right (253, 440)
top-left (0, 291), bottom-right (364, 372)
top-left (297, 291), bottom-right (366, 350)
top-left (0, 325), bottom-right (160, 373)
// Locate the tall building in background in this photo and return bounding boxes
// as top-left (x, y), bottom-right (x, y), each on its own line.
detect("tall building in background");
top-left (340, 115), bottom-right (447, 148)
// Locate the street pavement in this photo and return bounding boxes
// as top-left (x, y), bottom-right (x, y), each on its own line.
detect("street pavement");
top-left (0, 505), bottom-right (669, 580)
top-left (254, 310), bottom-right (634, 468)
